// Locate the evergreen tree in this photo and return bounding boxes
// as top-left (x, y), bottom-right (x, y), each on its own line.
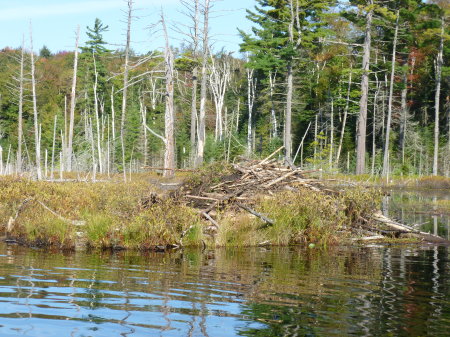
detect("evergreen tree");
top-left (81, 18), bottom-right (110, 55)
top-left (39, 45), bottom-right (52, 58)
top-left (240, 0), bottom-right (334, 162)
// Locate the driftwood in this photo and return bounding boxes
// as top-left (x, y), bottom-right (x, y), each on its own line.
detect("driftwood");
top-left (371, 211), bottom-right (450, 244)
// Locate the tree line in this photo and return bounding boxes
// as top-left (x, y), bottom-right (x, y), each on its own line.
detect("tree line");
top-left (0, 0), bottom-right (448, 179)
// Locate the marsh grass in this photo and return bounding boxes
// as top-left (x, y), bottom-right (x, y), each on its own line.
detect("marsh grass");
top-left (1, 169), bottom-right (384, 250)
top-left (0, 175), bottom-right (201, 249)
top-left (323, 173), bottom-right (450, 190)
top-left (215, 187), bottom-right (382, 247)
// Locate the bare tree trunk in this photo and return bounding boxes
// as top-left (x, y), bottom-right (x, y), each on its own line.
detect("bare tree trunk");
top-left (246, 67), bottom-right (256, 155)
top-left (162, 13), bottom-right (176, 178)
top-left (67, 25), bottom-right (80, 172)
top-left (433, 18), bottom-right (444, 176)
top-left (29, 23), bottom-right (42, 180)
top-left (189, 0), bottom-right (200, 165)
top-left (285, 62), bottom-right (293, 162)
top-left (196, 0), bottom-right (210, 167)
top-left (16, 37), bottom-right (25, 173)
top-left (285, 0), bottom-right (302, 163)
top-left (51, 115), bottom-right (57, 180)
top-left (356, 3), bottom-right (373, 174)
top-left (121, 0), bottom-right (133, 181)
top-left (210, 55), bottom-right (230, 142)
top-left (314, 114), bottom-right (318, 163)
top-left (382, 10), bottom-right (399, 177)
top-left (336, 66), bottom-right (352, 165)
top-left (329, 98), bottom-right (334, 168)
top-left (111, 87), bottom-right (116, 169)
top-left (372, 75), bottom-right (381, 175)
top-left (141, 102), bottom-right (148, 166)
top-left (269, 71), bottom-right (278, 139)
top-left (400, 73), bottom-right (408, 165)
top-left (93, 54), bottom-right (103, 174)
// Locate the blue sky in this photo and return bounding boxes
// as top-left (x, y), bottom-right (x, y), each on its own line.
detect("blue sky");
top-left (0, 0), bottom-right (255, 55)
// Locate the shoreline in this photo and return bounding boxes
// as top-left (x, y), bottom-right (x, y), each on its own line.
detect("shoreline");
top-left (1, 163), bottom-right (449, 251)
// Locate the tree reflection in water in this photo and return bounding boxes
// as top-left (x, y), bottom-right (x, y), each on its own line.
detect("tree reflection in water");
top-left (0, 245), bottom-right (448, 336)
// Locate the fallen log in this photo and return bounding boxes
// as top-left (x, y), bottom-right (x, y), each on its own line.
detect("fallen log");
top-left (372, 211), bottom-right (450, 244)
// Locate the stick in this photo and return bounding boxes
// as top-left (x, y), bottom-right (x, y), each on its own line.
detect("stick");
top-left (236, 203), bottom-right (274, 225)
top-left (186, 195), bottom-right (219, 202)
top-left (256, 146), bottom-right (284, 166)
top-left (201, 212), bottom-right (219, 228)
top-left (264, 168), bottom-right (300, 187)
top-left (35, 200), bottom-right (86, 226)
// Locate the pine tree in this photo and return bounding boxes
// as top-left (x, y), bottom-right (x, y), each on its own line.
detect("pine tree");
top-left (240, 0), bottom-right (334, 163)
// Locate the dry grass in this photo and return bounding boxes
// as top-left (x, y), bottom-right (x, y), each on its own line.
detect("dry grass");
top-left (0, 167), bottom-right (384, 250)
top-left (0, 174), bottom-right (202, 249)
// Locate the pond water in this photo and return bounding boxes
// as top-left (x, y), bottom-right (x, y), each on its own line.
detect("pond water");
top-left (383, 188), bottom-right (450, 239)
top-left (0, 243), bottom-right (449, 336)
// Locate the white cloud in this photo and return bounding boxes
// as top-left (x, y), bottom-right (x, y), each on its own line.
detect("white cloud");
top-left (0, 0), bottom-right (178, 21)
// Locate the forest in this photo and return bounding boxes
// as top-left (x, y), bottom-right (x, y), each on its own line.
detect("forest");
top-left (0, 0), bottom-right (448, 180)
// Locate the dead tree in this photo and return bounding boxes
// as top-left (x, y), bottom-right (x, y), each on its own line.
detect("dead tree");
top-left (15, 37), bottom-right (26, 173)
top-left (67, 26), bottom-right (80, 172)
top-left (179, 0), bottom-right (200, 165)
top-left (433, 16), bottom-right (444, 176)
top-left (196, 0), bottom-right (211, 167)
top-left (92, 53), bottom-right (103, 174)
top-left (382, 10), bottom-right (399, 177)
top-left (209, 53), bottom-right (231, 142)
top-left (355, 1), bottom-right (373, 174)
top-left (246, 66), bottom-right (256, 155)
top-left (162, 13), bottom-right (175, 177)
top-left (335, 65), bottom-right (353, 165)
top-left (268, 71), bottom-right (278, 139)
top-left (29, 23), bottom-right (42, 180)
top-left (120, 0), bottom-right (134, 181)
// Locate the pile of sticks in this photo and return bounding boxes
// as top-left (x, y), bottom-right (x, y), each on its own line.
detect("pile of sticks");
top-left (181, 147), bottom-right (323, 228)
top-left (179, 146), bottom-right (450, 244)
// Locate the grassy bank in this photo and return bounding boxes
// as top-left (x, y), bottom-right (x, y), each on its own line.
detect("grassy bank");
top-left (0, 167), bottom-right (383, 250)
